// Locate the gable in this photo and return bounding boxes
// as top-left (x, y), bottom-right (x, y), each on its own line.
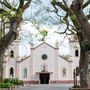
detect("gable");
top-left (31, 42), bottom-right (57, 50)
top-left (31, 43), bottom-right (58, 73)
top-left (31, 43), bottom-right (56, 54)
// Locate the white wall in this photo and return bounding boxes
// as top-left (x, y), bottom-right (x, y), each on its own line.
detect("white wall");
top-left (5, 58), bottom-right (17, 78)
top-left (31, 43), bottom-right (58, 80)
top-left (58, 56), bottom-right (70, 80)
top-left (19, 57), bottom-right (31, 81)
top-left (69, 41), bottom-right (80, 62)
top-left (3, 41), bottom-right (80, 82)
top-left (5, 41), bottom-right (20, 58)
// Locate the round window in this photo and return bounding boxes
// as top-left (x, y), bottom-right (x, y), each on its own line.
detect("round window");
top-left (42, 54), bottom-right (47, 60)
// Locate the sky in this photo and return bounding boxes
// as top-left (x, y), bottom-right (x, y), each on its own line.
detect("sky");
top-left (12, 0), bottom-right (90, 57)
top-left (18, 0), bottom-right (73, 57)
top-left (19, 21), bottom-right (70, 57)
top-left (17, 0), bottom-right (90, 57)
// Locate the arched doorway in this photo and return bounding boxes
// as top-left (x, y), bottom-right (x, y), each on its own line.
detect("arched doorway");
top-left (10, 67), bottom-right (14, 77)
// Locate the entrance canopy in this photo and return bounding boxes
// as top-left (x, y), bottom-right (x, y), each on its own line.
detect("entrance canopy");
top-left (36, 72), bottom-right (53, 74)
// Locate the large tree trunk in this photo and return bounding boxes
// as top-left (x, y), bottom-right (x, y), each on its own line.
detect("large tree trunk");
top-left (77, 30), bottom-right (90, 88)
top-left (77, 27), bottom-right (88, 88)
top-left (0, 0), bottom-right (31, 82)
top-left (79, 47), bottom-right (88, 87)
top-left (0, 52), bottom-right (4, 82)
top-left (51, 0), bottom-right (90, 88)
top-left (0, 18), bottom-right (21, 81)
top-left (70, 1), bottom-right (90, 88)
top-left (79, 39), bottom-right (90, 88)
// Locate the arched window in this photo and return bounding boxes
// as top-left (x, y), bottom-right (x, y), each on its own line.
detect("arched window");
top-left (23, 68), bottom-right (27, 78)
top-left (62, 68), bottom-right (66, 77)
top-left (10, 50), bottom-right (14, 57)
top-left (10, 67), bottom-right (14, 77)
top-left (75, 49), bottom-right (79, 57)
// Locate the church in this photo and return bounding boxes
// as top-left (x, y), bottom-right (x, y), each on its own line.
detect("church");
top-left (3, 38), bottom-right (80, 84)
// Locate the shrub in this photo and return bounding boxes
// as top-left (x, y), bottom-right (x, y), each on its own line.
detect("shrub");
top-left (3, 78), bottom-right (10, 83)
top-left (3, 78), bottom-right (23, 85)
top-left (17, 80), bottom-right (23, 85)
top-left (14, 78), bottom-right (23, 85)
top-left (0, 78), bottom-right (23, 88)
top-left (0, 83), bottom-right (13, 88)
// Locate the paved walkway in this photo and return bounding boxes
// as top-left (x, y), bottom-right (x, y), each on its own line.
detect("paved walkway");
top-left (14, 84), bottom-right (72, 90)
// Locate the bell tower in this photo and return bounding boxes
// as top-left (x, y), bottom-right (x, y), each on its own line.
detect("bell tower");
top-left (69, 35), bottom-right (80, 62)
top-left (5, 38), bottom-right (20, 59)
top-left (68, 35), bottom-right (80, 80)
top-left (3, 38), bottom-right (20, 79)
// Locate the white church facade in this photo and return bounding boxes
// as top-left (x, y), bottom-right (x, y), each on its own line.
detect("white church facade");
top-left (3, 39), bottom-right (80, 84)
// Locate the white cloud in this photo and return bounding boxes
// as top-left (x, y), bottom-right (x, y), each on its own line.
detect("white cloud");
top-left (19, 22), bottom-right (70, 57)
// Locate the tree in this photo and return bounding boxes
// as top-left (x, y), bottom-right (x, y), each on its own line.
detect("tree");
top-left (51, 0), bottom-right (90, 88)
top-left (0, 0), bottom-right (32, 81)
top-left (39, 29), bottom-right (48, 41)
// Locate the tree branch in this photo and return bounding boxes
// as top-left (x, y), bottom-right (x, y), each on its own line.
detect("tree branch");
top-left (63, 0), bottom-right (68, 7)
top-left (51, 0), bottom-right (82, 33)
top-left (83, 0), bottom-right (90, 9)
top-left (0, 0), bottom-right (17, 11)
top-left (51, 1), bottom-right (69, 12)
top-left (86, 14), bottom-right (90, 20)
top-left (63, 13), bottom-right (68, 21)
top-left (18, 0), bottom-right (24, 9)
top-left (55, 18), bottom-right (76, 35)
top-left (0, 8), bottom-right (11, 16)
top-left (71, 0), bottom-right (84, 11)
top-left (23, 0), bottom-right (32, 10)
top-left (0, 31), bottom-right (17, 52)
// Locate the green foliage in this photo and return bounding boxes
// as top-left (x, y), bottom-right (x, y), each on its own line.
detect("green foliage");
top-left (0, 29), bottom-right (5, 40)
top-left (51, 0), bottom-right (56, 5)
top-left (70, 14), bottom-right (77, 21)
top-left (39, 29), bottom-right (48, 41)
top-left (0, 83), bottom-right (13, 88)
top-left (3, 78), bottom-right (10, 83)
top-left (0, 14), bottom-right (3, 18)
top-left (39, 30), bottom-right (48, 38)
top-left (19, 8), bottom-right (23, 15)
top-left (3, 78), bottom-right (23, 85)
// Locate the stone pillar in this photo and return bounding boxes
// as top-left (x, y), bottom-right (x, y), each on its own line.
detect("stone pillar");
top-left (16, 62), bottom-right (20, 79)
top-left (55, 49), bottom-right (59, 81)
